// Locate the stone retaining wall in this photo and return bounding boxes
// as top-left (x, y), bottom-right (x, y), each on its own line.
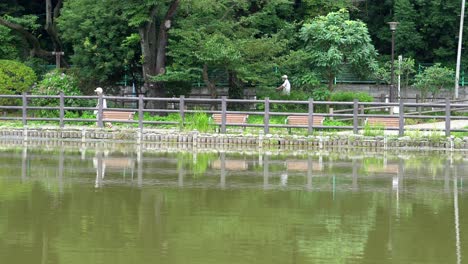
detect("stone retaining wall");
top-left (0, 127), bottom-right (467, 151)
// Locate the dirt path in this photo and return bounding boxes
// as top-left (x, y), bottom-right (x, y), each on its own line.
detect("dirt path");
top-left (405, 120), bottom-right (468, 130)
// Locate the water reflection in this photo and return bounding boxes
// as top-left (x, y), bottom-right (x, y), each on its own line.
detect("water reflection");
top-left (0, 142), bottom-right (467, 264)
top-left (92, 150), bottom-right (135, 188)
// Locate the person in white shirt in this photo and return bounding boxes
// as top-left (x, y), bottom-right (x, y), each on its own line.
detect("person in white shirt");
top-left (94, 87), bottom-right (107, 111)
top-left (275, 75), bottom-right (291, 95)
top-left (94, 87), bottom-right (112, 128)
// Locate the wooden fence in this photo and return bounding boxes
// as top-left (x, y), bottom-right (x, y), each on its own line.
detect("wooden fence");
top-left (0, 93), bottom-right (467, 136)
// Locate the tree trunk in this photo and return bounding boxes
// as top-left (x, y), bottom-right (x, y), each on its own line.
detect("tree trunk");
top-left (228, 71), bottom-right (243, 110)
top-left (202, 64), bottom-right (217, 110)
top-left (45, 0), bottom-right (68, 67)
top-left (139, 7), bottom-right (158, 107)
top-left (140, 0), bottom-right (180, 111)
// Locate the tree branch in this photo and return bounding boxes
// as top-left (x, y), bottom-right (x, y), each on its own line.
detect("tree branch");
top-left (0, 17), bottom-right (53, 57)
top-left (53, 0), bottom-right (63, 19)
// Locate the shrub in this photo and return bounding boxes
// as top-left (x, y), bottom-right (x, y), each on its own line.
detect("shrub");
top-left (31, 70), bottom-right (90, 117)
top-left (330, 91), bottom-right (374, 102)
top-left (256, 87), bottom-right (330, 113)
top-left (330, 91), bottom-right (373, 112)
top-left (184, 110), bottom-right (214, 132)
top-left (0, 60), bottom-right (37, 105)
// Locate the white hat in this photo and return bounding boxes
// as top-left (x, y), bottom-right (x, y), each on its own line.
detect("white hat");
top-left (281, 75), bottom-right (288, 79)
top-left (94, 87), bottom-right (103, 94)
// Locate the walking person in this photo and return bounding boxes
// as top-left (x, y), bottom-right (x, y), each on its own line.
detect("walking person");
top-left (275, 75), bottom-right (291, 96)
top-left (94, 87), bottom-right (112, 128)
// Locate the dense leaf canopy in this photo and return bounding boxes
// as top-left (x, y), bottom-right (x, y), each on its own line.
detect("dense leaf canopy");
top-left (0, 0), bottom-right (465, 99)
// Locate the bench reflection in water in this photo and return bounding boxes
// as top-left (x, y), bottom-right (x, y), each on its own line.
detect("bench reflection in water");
top-left (93, 151), bottom-right (135, 188)
top-left (211, 159), bottom-right (248, 170)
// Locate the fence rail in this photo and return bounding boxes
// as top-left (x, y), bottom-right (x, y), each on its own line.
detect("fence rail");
top-left (0, 93), bottom-right (467, 136)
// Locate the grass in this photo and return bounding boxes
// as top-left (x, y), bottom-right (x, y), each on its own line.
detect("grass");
top-left (183, 110), bottom-right (214, 133)
top-left (363, 123), bottom-right (384, 137)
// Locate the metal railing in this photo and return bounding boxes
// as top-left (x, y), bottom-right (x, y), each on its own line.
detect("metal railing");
top-left (0, 92), bottom-right (467, 136)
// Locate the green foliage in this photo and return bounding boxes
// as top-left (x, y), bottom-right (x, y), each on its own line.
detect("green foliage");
top-left (300, 9), bottom-right (378, 92)
top-left (0, 60), bottom-right (36, 105)
top-left (0, 26), bottom-right (19, 59)
top-left (374, 57), bottom-right (416, 88)
top-left (394, 0), bottom-right (424, 59)
top-left (427, 129), bottom-right (444, 144)
top-left (363, 123), bottom-right (384, 137)
top-left (323, 119), bottom-right (349, 127)
top-left (167, 0), bottom-right (290, 94)
top-left (413, 63), bottom-right (454, 100)
top-left (59, 0), bottom-right (140, 87)
top-left (405, 129), bottom-right (423, 140)
top-left (301, 0), bottom-right (357, 17)
top-left (30, 70), bottom-right (89, 117)
top-left (330, 91), bottom-right (373, 102)
top-left (183, 111), bottom-right (214, 133)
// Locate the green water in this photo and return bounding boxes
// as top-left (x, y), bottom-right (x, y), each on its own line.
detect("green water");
top-left (0, 144), bottom-right (466, 264)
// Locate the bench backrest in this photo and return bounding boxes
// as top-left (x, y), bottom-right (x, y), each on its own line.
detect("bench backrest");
top-left (366, 117), bottom-right (400, 128)
top-left (102, 111), bottom-right (135, 120)
top-left (212, 114), bottom-right (249, 124)
top-left (286, 115), bottom-right (324, 126)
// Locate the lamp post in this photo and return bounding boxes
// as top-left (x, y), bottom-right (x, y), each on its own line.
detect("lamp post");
top-left (455, 0), bottom-right (466, 99)
top-left (388, 22), bottom-right (398, 103)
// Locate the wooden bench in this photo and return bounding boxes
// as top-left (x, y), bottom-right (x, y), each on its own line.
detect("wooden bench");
top-left (102, 111), bottom-right (135, 120)
top-left (212, 114), bottom-right (249, 131)
top-left (365, 117), bottom-right (401, 128)
top-left (98, 111), bottom-right (135, 128)
top-left (285, 115), bottom-right (325, 133)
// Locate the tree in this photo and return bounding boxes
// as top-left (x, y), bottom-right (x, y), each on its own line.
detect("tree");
top-left (300, 9), bottom-right (378, 93)
top-left (394, 0), bottom-right (424, 59)
top-left (122, 0), bottom-right (181, 108)
top-left (163, 0), bottom-right (290, 108)
top-left (413, 63), bottom-right (454, 101)
top-left (353, 0), bottom-right (462, 67)
top-left (0, 0), bottom-right (67, 66)
top-left (58, 0), bottom-right (141, 89)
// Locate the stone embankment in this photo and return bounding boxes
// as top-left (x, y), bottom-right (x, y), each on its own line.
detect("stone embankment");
top-left (0, 127), bottom-right (467, 151)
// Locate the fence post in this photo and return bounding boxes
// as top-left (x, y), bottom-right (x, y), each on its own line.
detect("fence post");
top-left (138, 95), bottom-right (144, 132)
top-left (398, 99), bottom-right (404, 136)
top-left (22, 92), bottom-right (27, 126)
top-left (353, 99), bottom-right (359, 134)
top-left (221, 96), bottom-right (227, 133)
top-left (308, 98), bottom-right (314, 134)
top-left (359, 105), bottom-right (365, 126)
top-left (179, 95), bottom-right (185, 127)
top-left (329, 107), bottom-right (334, 120)
top-left (416, 94), bottom-right (421, 114)
top-left (97, 93), bottom-right (103, 128)
top-left (445, 97), bottom-right (451, 137)
top-left (59, 91), bottom-right (65, 128)
top-left (264, 97), bottom-right (270, 134)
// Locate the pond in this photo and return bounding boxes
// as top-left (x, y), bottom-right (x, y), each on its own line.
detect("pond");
top-left (0, 143), bottom-right (466, 264)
